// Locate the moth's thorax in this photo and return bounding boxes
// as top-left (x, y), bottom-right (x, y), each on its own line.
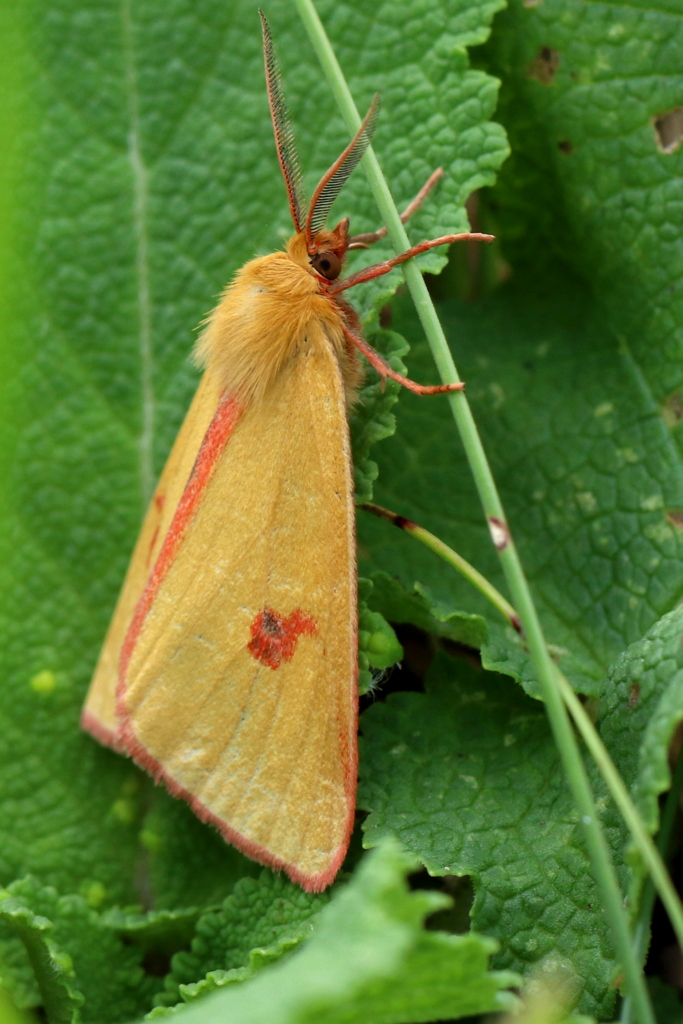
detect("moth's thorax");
top-left (195, 243), bottom-right (355, 408)
top-left (286, 231), bottom-right (317, 273)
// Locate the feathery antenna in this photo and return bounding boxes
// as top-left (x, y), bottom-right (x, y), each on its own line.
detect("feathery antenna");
top-left (260, 11), bottom-right (307, 232)
top-left (306, 96), bottom-right (379, 244)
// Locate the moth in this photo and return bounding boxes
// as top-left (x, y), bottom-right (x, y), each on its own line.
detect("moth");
top-left (81, 13), bottom-right (491, 891)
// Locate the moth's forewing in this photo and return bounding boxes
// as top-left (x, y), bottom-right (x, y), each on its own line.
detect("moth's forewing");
top-left (117, 326), bottom-right (357, 891)
top-left (81, 372), bottom-right (222, 747)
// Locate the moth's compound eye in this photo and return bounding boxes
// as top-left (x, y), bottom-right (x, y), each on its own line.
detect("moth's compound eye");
top-left (310, 251), bottom-right (342, 281)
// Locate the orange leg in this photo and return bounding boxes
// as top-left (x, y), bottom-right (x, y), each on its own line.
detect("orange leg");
top-left (331, 232), bottom-right (494, 295)
top-left (341, 322), bottom-right (463, 396)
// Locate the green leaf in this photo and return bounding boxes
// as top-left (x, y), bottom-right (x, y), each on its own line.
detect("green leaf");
top-left (350, 330), bottom-right (405, 505)
top-left (361, 275), bottom-right (683, 698)
top-left (359, 651), bottom-right (619, 1019)
top-left (360, 0), bottom-right (683, 697)
top-left (0, 888), bottom-right (82, 1024)
top-left (158, 839), bottom-right (518, 1024)
top-left (0, 878), bottom-right (159, 1024)
top-left (354, 3), bottom-right (683, 1007)
top-left (0, 988), bottom-right (39, 1024)
top-left (647, 978), bottom-right (683, 1024)
top-left (154, 870), bottom-right (329, 1010)
top-left (366, 570), bottom-right (489, 650)
top-left (100, 906), bottom-right (200, 955)
top-left (598, 607), bottom-right (683, 913)
top-left (358, 578), bottom-right (403, 695)
top-left (481, 0), bottom-right (683, 410)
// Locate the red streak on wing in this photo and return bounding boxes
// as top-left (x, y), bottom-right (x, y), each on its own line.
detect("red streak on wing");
top-left (154, 493), bottom-right (166, 513)
top-left (146, 524), bottom-right (161, 567)
top-left (248, 606), bottom-right (317, 669)
top-left (118, 393), bottom-right (242, 689)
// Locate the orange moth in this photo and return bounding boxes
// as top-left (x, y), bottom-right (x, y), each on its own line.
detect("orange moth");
top-left (81, 13), bottom-right (493, 892)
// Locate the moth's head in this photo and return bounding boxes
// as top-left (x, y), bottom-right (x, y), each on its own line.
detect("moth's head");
top-left (260, 12), bottom-right (378, 285)
top-left (285, 221), bottom-right (348, 281)
top-left (306, 220), bottom-right (349, 282)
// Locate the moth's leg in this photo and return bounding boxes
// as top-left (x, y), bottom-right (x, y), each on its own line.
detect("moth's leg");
top-left (331, 232), bottom-right (494, 295)
top-left (347, 169), bottom-right (445, 250)
top-left (341, 323), bottom-right (463, 396)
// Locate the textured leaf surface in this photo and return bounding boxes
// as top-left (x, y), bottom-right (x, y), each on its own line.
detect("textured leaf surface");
top-left (100, 906), bottom-right (200, 954)
top-left (361, 277), bottom-right (683, 698)
top-left (354, 6), bottom-right (683, 1008)
top-left (360, 0), bottom-right (683, 697)
top-left (0, 887), bottom-right (83, 1024)
top-left (0, 0), bottom-right (508, 926)
top-left (360, 651), bottom-right (618, 1019)
top-left (355, 7), bottom-right (683, 1007)
top-left (0, 878), bottom-right (159, 1024)
top-left (598, 607), bottom-right (683, 912)
top-left (154, 871), bottom-right (329, 1009)
top-left (483, 0), bottom-right (683, 409)
top-left (161, 840), bottom-right (518, 1024)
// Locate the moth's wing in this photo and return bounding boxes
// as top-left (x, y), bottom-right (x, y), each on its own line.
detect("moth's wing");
top-left (81, 372), bottom-right (223, 748)
top-left (118, 325), bottom-right (357, 891)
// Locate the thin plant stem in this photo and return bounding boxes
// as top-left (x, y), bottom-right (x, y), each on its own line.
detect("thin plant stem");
top-left (360, 502), bottom-right (521, 631)
top-left (292, 2), bottom-right (655, 1016)
top-left (366, 496), bottom-right (683, 959)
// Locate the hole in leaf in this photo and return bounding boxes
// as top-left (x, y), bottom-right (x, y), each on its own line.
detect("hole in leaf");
top-left (666, 510), bottom-right (683, 530)
top-left (662, 391), bottom-right (683, 428)
top-left (558, 140), bottom-right (574, 154)
top-left (527, 46), bottom-right (560, 84)
top-left (409, 869), bottom-right (475, 934)
top-left (654, 109), bottom-right (683, 154)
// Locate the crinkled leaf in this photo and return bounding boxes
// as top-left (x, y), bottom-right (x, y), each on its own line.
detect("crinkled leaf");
top-left (358, 578), bottom-right (403, 695)
top-left (598, 607), bottom-right (683, 914)
top-left (362, 277), bottom-right (683, 698)
top-left (157, 840), bottom-right (519, 1024)
top-left (0, 887), bottom-right (83, 1024)
top-left (366, 570), bottom-right (489, 650)
top-left (350, 330), bottom-right (406, 505)
top-left (482, 0), bottom-right (683, 412)
top-left (154, 870), bottom-right (329, 1010)
top-left (100, 906), bottom-right (200, 954)
top-left (359, 651), bottom-right (619, 1019)
top-left (0, 877), bottom-right (159, 1024)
